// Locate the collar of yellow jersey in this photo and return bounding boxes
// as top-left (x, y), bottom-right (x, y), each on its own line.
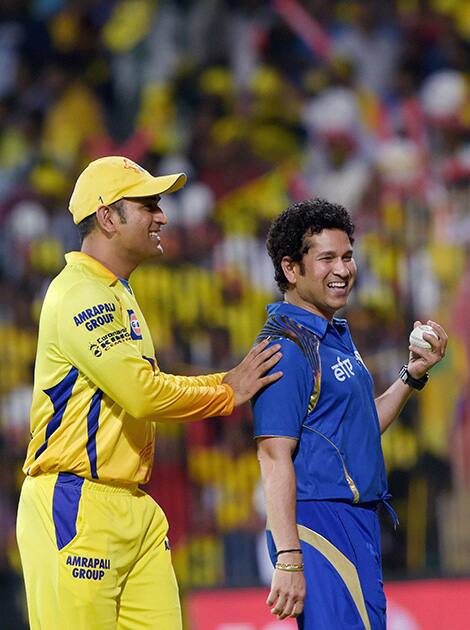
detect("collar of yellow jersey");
top-left (65, 251), bottom-right (118, 285)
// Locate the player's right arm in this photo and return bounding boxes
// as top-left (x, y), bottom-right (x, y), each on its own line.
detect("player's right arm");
top-left (252, 338), bottom-right (311, 620)
top-left (257, 436), bottom-right (306, 620)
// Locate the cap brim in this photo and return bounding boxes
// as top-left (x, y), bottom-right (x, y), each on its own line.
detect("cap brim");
top-left (124, 173), bottom-right (187, 199)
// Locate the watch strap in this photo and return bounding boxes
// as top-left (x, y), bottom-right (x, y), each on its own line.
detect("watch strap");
top-left (399, 364), bottom-right (428, 390)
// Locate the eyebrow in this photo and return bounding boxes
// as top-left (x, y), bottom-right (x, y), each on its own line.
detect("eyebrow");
top-left (147, 198), bottom-right (161, 207)
top-left (315, 249), bottom-right (353, 256)
top-left (138, 197), bottom-right (162, 209)
top-left (126, 195), bottom-right (161, 205)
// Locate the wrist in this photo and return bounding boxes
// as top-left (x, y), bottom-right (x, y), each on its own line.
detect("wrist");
top-left (276, 548), bottom-right (302, 559)
top-left (277, 551), bottom-right (303, 563)
top-left (406, 366), bottom-right (426, 380)
top-left (399, 364), bottom-right (429, 390)
top-left (275, 561), bottom-right (304, 573)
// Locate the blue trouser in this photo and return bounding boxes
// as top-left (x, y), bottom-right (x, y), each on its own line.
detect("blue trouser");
top-left (267, 500), bottom-right (386, 630)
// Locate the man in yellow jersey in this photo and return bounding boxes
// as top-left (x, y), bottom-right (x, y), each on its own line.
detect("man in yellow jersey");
top-left (16, 156), bottom-right (283, 630)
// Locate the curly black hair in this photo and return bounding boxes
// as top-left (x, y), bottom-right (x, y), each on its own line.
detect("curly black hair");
top-left (266, 198), bottom-right (355, 293)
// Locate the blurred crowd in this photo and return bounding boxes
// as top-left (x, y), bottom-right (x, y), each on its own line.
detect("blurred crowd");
top-left (0, 0), bottom-right (470, 625)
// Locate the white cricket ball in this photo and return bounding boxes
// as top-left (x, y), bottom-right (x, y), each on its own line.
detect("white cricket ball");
top-left (409, 324), bottom-right (439, 350)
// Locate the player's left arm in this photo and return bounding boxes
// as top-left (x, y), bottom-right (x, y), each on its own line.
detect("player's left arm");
top-left (375, 320), bottom-right (448, 434)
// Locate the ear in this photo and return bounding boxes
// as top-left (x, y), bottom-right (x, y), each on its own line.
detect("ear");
top-left (281, 256), bottom-right (298, 286)
top-left (95, 205), bottom-right (119, 235)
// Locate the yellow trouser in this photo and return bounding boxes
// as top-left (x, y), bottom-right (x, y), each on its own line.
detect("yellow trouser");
top-left (17, 473), bottom-right (182, 630)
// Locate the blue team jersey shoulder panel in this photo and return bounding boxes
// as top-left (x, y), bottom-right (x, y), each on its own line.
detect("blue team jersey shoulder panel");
top-left (252, 313), bottom-right (321, 439)
top-left (256, 312), bottom-right (322, 414)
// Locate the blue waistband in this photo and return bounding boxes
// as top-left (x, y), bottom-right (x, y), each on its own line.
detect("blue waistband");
top-left (298, 494), bottom-right (399, 529)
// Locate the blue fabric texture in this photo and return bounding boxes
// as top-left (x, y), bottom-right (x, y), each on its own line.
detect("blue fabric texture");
top-left (86, 389), bottom-right (103, 479)
top-left (35, 366), bottom-right (79, 460)
top-left (52, 472), bottom-right (84, 550)
top-left (252, 302), bottom-right (388, 503)
top-left (267, 500), bottom-right (386, 630)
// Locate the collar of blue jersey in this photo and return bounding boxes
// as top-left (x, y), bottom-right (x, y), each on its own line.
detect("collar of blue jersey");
top-left (267, 301), bottom-right (348, 339)
top-left (65, 251), bottom-right (118, 286)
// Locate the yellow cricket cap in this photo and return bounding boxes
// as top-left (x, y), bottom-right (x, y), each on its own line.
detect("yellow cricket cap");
top-left (69, 156), bottom-right (187, 224)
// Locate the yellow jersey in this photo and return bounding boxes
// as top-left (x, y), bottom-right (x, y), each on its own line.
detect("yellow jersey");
top-left (24, 252), bottom-right (234, 484)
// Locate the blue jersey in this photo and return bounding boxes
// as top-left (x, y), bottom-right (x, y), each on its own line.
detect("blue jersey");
top-left (252, 302), bottom-right (388, 504)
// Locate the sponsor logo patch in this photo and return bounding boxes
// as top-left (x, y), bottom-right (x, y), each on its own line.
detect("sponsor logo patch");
top-left (331, 356), bottom-right (355, 382)
top-left (73, 303), bottom-right (116, 331)
top-left (128, 309), bottom-right (143, 340)
top-left (89, 328), bottom-right (132, 357)
top-left (89, 343), bottom-right (102, 358)
top-left (97, 328), bottom-right (131, 350)
top-left (66, 555), bottom-right (111, 581)
top-left (123, 158), bottom-right (145, 173)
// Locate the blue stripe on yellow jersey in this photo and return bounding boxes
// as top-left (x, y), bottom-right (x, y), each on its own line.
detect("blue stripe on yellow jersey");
top-left (24, 252), bottom-right (234, 484)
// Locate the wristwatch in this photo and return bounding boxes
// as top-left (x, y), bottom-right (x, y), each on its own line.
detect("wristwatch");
top-left (399, 364), bottom-right (428, 390)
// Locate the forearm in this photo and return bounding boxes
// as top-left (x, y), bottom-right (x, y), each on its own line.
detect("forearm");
top-left (162, 372), bottom-right (226, 389)
top-left (256, 437), bottom-right (306, 620)
top-left (75, 355), bottom-right (234, 421)
top-left (375, 377), bottom-right (413, 433)
top-left (146, 370), bottom-right (234, 422)
top-left (259, 452), bottom-right (300, 550)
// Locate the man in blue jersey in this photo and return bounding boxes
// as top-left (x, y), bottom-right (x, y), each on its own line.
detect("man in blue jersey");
top-left (252, 199), bottom-right (448, 629)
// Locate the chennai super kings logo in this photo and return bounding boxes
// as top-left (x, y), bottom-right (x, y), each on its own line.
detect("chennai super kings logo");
top-left (123, 158), bottom-right (145, 173)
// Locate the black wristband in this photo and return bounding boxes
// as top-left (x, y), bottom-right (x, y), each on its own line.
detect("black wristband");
top-left (276, 548), bottom-right (302, 557)
top-left (399, 364), bottom-right (428, 390)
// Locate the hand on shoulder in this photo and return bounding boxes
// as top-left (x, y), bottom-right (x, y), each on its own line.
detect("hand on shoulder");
top-left (223, 339), bottom-right (283, 406)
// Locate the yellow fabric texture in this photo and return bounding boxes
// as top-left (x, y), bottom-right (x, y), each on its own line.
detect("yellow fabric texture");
top-left (23, 251), bottom-right (234, 484)
top-left (17, 473), bottom-right (182, 630)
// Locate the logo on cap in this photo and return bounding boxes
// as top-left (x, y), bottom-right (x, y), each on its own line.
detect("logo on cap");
top-left (123, 158), bottom-right (145, 174)
top-left (128, 309), bottom-right (143, 340)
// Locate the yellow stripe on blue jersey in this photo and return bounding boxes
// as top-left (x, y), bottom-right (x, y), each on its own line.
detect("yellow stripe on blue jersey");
top-left (24, 252), bottom-right (234, 484)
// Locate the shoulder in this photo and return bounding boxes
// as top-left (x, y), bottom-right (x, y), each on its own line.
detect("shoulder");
top-left (258, 313), bottom-right (321, 372)
top-left (258, 313), bottom-right (318, 345)
top-left (46, 271), bottom-right (120, 324)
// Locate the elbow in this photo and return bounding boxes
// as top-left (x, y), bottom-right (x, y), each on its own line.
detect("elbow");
top-left (256, 447), bottom-right (272, 466)
top-left (122, 399), bottom-right (155, 420)
top-left (256, 438), bottom-right (296, 474)
top-left (256, 446), bottom-right (280, 477)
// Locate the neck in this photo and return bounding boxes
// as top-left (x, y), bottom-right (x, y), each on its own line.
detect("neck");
top-left (284, 292), bottom-right (333, 322)
top-left (81, 238), bottom-right (137, 279)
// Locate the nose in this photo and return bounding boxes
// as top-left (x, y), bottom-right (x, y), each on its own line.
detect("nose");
top-left (154, 208), bottom-right (168, 225)
top-left (332, 258), bottom-right (350, 277)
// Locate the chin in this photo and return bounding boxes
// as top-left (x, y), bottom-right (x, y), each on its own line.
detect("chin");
top-left (328, 298), bottom-right (348, 313)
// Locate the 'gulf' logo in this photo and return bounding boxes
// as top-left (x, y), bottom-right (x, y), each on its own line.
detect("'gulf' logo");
top-left (128, 309), bottom-right (143, 340)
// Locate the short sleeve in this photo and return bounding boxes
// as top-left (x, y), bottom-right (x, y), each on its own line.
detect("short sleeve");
top-left (251, 338), bottom-right (312, 439)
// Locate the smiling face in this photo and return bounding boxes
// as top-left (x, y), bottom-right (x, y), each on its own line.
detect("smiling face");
top-left (281, 228), bottom-right (356, 320)
top-left (112, 195), bottom-right (168, 263)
